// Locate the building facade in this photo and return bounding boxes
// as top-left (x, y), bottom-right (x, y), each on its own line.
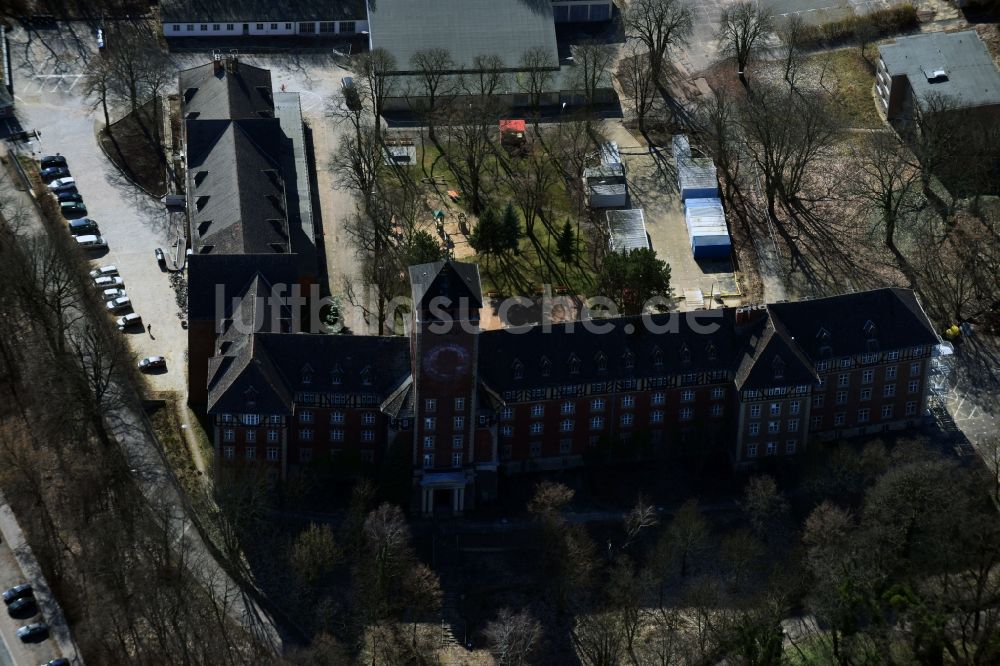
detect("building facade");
top-left (203, 260), bottom-right (941, 515)
top-left (162, 0), bottom-right (367, 38)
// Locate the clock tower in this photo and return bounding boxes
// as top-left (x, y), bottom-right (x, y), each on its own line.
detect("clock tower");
top-left (408, 260), bottom-right (484, 515)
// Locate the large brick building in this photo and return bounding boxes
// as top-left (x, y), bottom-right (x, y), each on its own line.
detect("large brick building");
top-left (202, 260), bottom-right (940, 515)
top-left (181, 62), bottom-right (941, 516)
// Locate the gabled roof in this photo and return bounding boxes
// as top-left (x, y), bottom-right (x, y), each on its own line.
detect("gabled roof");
top-left (187, 253), bottom-right (300, 320)
top-left (765, 288), bottom-right (940, 362)
top-left (185, 118), bottom-right (291, 255)
top-left (179, 60), bottom-right (274, 121)
top-left (735, 319), bottom-right (817, 391)
top-left (409, 260), bottom-right (483, 313)
top-left (207, 333), bottom-right (294, 414)
top-left (381, 376), bottom-right (415, 418)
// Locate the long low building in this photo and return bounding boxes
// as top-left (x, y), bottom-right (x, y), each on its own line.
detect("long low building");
top-left (162, 0), bottom-right (368, 38)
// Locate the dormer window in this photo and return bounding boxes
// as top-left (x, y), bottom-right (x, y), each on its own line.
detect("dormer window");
top-left (244, 386), bottom-right (258, 408)
top-left (513, 359), bottom-right (524, 380)
top-left (301, 364), bottom-right (313, 385)
top-left (680, 344), bottom-right (691, 365)
top-left (196, 195), bottom-right (210, 211)
top-left (360, 366), bottom-right (372, 385)
top-left (652, 347), bottom-right (663, 367)
top-left (595, 352), bottom-right (607, 372)
top-left (816, 327), bottom-right (830, 342)
top-left (194, 170), bottom-right (208, 186)
top-left (863, 320), bottom-right (876, 337)
top-left (331, 366), bottom-right (343, 385)
top-left (705, 342), bottom-right (717, 361)
top-left (568, 354), bottom-right (581, 375)
top-left (623, 350), bottom-right (635, 369)
top-left (540, 356), bottom-right (551, 377)
top-left (197, 220), bottom-right (213, 237)
top-left (772, 356), bottom-right (785, 380)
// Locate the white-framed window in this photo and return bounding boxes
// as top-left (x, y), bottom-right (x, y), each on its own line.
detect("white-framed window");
top-left (212, 24), bottom-right (220, 31)
top-left (223, 429), bottom-right (235, 442)
top-left (885, 366), bottom-right (897, 380)
top-left (817, 377), bottom-right (827, 389)
top-left (330, 411), bottom-right (344, 424)
top-left (423, 454), bottom-right (433, 469)
top-left (881, 405), bottom-right (894, 419)
top-left (267, 447), bottom-right (279, 461)
top-left (267, 415), bottom-right (282, 425)
top-left (910, 362), bottom-right (921, 376)
top-left (908, 380), bottom-right (920, 393)
top-left (424, 417), bottom-right (436, 431)
top-left (454, 397), bottom-right (465, 411)
top-left (255, 23), bottom-right (263, 30)
top-left (590, 416), bottom-right (604, 430)
top-left (836, 391), bottom-right (848, 405)
top-left (451, 453), bottom-right (463, 468)
top-left (651, 392), bottom-right (665, 406)
top-left (186, 24), bottom-right (194, 31)
top-left (768, 420), bottom-right (780, 433)
top-left (787, 419), bottom-right (799, 433)
top-left (530, 404), bottom-right (544, 417)
top-left (270, 23), bottom-right (278, 29)
top-left (330, 429), bottom-right (344, 442)
top-left (766, 442), bottom-right (777, 456)
top-left (452, 435), bottom-right (463, 448)
top-left (858, 408), bottom-right (870, 423)
top-left (747, 443), bottom-right (758, 458)
top-left (362, 430), bottom-right (375, 442)
top-left (300, 429), bottom-right (313, 441)
top-left (500, 425), bottom-right (513, 437)
top-left (201, 24), bottom-right (209, 31)
top-left (501, 407), bottom-right (513, 420)
top-left (711, 404), bottom-right (723, 417)
top-left (530, 422), bottom-right (543, 435)
top-left (246, 430), bottom-right (257, 443)
top-left (530, 442), bottom-right (542, 457)
top-left (223, 446), bottom-right (234, 460)
top-left (591, 398), bottom-right (605, 411)
top-left (242, 413), bottom-right (261, 426)
top-left (245, 447), bottom-right (256, 460)
top-left (711, 387), bottom-right (724, 400)
top-left (749, 422), bottom-right (760, 436)
top-left (840, 358), bottom-right (853, 368)
top-left (362, 412), bottom-right (376, 425)
top-left (786, 440), bottom-right (797, 454)
top-left (226, 24), bottom-right (234, 31)
top-left (340, 21), bottom-right (356, 33)
top-left (284, 22), bottom-right (292, 29)
top-left (905, 401), bottom-right (917, 416)
top-left (423, 436), bottom-right (434, 449)
top-left (811, 415), bottom-right (823, 429)
top-left (650, 410), bottom-right (664, 424)
top-left (299, 410), bottom-right (313, 424)
top-left (561, 401), bottom-right (575, 414)
top-left (620, 413), bottom-right (634, 426)
top-left (681, 389), bottom-right (695, 402)
top-left (319, 21), bottom-right (336, 32)
top-left (425, 398), bottom-right (437, 412)
top-left (862, 370), bottom-right (874, 384)
top-left (454, 416), bottom-right (465, 429)
top-left (887, 351), bottom-right (899, 361)
top-left (679, 407), bottom-right (693, 421)
top-left (789, 400), bottom-right (800, 415)
top-left (838, 374), bottom-right (850, 387)
top-left (861, 388), bottom-right (872, 401)
top-left (770, 402), bottom-right (781, 416)
top-left (622, 394), bottom-right (635, 408)
top-left (834, 412), bottom-right (846, 426)
top-left (267, 429), bottom-right (278, 442)
top-left (560, 419), bottom-right (574, 432)
top-left (883, 384), bottom-right (896, 398)
top-left (299, 22), bottom-right (316, 33)
top-left (750, 405), bottom-right (761, 418)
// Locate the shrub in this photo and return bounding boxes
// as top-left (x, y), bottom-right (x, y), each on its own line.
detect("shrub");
top-left (795, 4), bottom-right (919, 49)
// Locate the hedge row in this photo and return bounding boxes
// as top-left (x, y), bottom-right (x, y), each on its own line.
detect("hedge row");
top-left (795, 4), bottom-right (920, 49)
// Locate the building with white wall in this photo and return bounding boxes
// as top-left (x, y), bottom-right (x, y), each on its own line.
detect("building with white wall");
top-left (162, 0), bottom-right (368, 38)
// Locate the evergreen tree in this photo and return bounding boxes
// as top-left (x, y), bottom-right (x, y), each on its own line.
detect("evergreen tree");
top-left (500, 202), bottom-right (522, 255)
top-left (469, 207), bottom-right (502, 259)
top-left (593, 248), bottom-right (672, 315)
top-left (556, 220), bottom-right (576, 264)
top-left (404, 230), bottom-right (445, 266)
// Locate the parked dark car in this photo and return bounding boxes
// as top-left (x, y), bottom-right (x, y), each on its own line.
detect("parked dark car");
top-left (40, 154), bottom-right (66, 169)
top-left (40, 166), bottom-right (70, 181)
top-left (138, 356), bottom-right (166, 371)
top-left (67, 218), bottom-right (99, 235)
top-left (44, 659), bottom-right (71, 666)
top-left (16, 622), bottom-right (48, 642)
top-left (6, 596), bottom-right (37, 618)
top-left (3, 583), bottom-right (32, 604)
top-left (60, 201), bottom-right (88, 218)
top-left (56, 190), bottom-right (82, 203)
top-left (155, 247), bottom-right (166, 268)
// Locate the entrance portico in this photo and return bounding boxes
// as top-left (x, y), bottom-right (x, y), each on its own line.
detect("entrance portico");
top-left (419, 471), bottom-right (468, 516)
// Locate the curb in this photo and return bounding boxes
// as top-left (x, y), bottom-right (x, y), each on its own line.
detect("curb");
top-left (0, 493), bottom-right (84, 664)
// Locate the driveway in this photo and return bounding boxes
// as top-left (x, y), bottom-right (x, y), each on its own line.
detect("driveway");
top-left (7, 24), bottom-right (187, 395)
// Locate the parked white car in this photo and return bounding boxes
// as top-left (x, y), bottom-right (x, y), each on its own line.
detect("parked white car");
top-left (48, 177), bottom-right (75, 190)
top-left (94, 276), bottom-right (124, 288)
top-left (75, 234), bottom-right (107, 249)
top-left (116, 312), bottom-right (142, 331)
top-left (102, 288), bottom-right (127, 301)
top-left (89, 265), bottom-right (118, 279)
top-left (106, 296), bottom-right (132, 313)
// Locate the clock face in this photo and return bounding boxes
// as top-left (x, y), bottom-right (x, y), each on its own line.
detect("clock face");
top-left (423, 342), bottom-right (471, 382)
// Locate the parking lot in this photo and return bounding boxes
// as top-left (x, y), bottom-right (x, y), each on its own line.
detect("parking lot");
top-left (0, 538), bottom-right (60, 665)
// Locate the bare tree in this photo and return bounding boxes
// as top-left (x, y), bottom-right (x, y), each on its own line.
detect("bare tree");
top-left (572, 611), bottom-right (628, 666)
top-left (463, 54), bottom-right (509, 98)
top-left (409, 48), bottom-right (457, 137)
top-left (570, 42), bottom-right (617, 112)
top-left (517, 46), bottom-right (557, 123)
top-left (717, 1), bottom-right (774, 81)
top-left (617, 42), bottom-right (657, 133)
top-left (355, 47), bottom-right (398, 135)
top-left (442, 98), bottom-right (502, 214)
top-left (849, 131), bottom-right (921, 251)
top-left (777, 14), bottom-right (807, 88)
top-left (484, 608), bottom-right (542, 666)
top-left (622, 0), bottom-right (694, 94)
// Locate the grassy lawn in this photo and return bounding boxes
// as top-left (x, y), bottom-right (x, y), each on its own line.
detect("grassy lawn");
top-left (803, 48), bottom-right (882, 129)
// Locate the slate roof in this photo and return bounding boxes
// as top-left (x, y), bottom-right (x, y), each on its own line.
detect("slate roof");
top-left (207, 333), bottom-right (295, 414)
top-left (367, 0), bottom-right (559, 74)
top-left (179, 60), bottom-right (275, 121)
top-left (163, 0), bottom-right (366, 23)
top-left (185, 118), bottom-right (291, 255)
top-left (478, 309), bottom-right (748, 392)
top-left (734, 318), bottom-right (817, 391)
top-left (879, 31), bottom-right (1000, 110)
top-left (381, 376), bottom-right (414, 418)
top-left (765, 288), bottom-right (940, 362)
top-left (409, 260), bottom-right (483, 313)
top-left (187, 253), bottom-right (300, 320)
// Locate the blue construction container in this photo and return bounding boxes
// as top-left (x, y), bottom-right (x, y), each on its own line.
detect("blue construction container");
top-left (684, 197), bottom-right (731, 259)
top-left (677, 157), bottom-right (719, 201)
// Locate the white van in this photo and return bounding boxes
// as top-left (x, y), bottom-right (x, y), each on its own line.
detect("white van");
top-left (75, 234), bottom-right (107, 249)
